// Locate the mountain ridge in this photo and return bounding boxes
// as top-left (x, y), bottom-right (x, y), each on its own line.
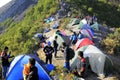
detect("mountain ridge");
top-left (0, 0), bottom-right (37, 22)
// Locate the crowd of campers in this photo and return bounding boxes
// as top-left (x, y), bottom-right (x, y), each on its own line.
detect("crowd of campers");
top-left (0, 11), bottom-right (113, 80)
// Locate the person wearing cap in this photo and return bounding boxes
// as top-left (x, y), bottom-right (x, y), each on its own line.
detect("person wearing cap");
top-left (43, 41), bottom-right (54, 64)
top-left (0, 46), bottom-right (14, 79)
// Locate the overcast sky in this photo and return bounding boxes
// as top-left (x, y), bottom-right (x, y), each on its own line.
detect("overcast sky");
top-left (0, 0), bottom-right (12, 8)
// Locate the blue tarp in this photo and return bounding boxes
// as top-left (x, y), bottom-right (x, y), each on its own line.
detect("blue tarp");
top-left (47, 64), bottom-right (55, 72)
top-left (6, 55), bottom-right (51, 80)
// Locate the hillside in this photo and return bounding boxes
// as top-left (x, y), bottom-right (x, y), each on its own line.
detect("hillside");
top-left (0, 0), bottom-right (59, 54)
top-left (0, 0), bottom-right (37, 22)
top-left (0, 0), bottom-right (120, 55)
top-left (0, 0), bottom-right (120, 80)
top-left (66, 0), bottom-right (120, 27)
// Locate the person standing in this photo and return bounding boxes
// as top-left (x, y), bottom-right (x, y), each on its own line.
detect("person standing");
top-left (62, 42), bottom-right (70, 71)
top-left (76, 51), bottom-right (86, 77)
top-left (53, 36), bottom-right (58, 58)
top-left (43, 41), bottom-right (54, 64)
top-left (0, 46), bottom-right (14, 79)
top-left (70, 32), bottom-right (77, 45)
top-left (26, 58), bottom-right (38, 80)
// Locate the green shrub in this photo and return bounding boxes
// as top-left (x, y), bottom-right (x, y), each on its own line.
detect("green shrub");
top-left (50, 66), bottom-right (75, 80)
top-left (60, 18), bottom-right (70, 29)
top-left (101, 28), bottom-right (120, 55)
top-left (88, 7), bottom-right (93, 12)
top-left (66, 0), bottom-right (120, 27)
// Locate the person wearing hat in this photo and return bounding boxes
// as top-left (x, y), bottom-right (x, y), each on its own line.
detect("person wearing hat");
top-left (0, 46), bottom-right (14, 79)
top-left (43, 41), bottom-right (54, 64)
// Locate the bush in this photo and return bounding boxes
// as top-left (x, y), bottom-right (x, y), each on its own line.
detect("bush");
top-left (60, 18), bottom-right (70, 29)
top-left (101, 28), bottom-right (120, 55)
top-left (88, 7), bottom-right (93, 12)
top-left (66, 0), bottom-right (120, 27)
top-left (50, 66), bottom-right (75, 80)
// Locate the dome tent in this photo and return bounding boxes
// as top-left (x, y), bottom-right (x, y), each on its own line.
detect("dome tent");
top-left (6, 54), bottom-right (51, 80)
top-left (49, 32), bottom-right (70, 50)
top-left (70, 46), bottom-right (88, 70)
top-left (71, 45), bottom-right (113, 77)
top-left (74, 38), bottom-right (94, 50)
top-left (83, 45), bottom-right (113, 77)
top-left (80, 29), bottom-right (94, 40)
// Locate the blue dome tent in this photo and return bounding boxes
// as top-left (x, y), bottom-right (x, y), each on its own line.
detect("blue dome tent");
top-left (6, 54), bottom-right (51, 80)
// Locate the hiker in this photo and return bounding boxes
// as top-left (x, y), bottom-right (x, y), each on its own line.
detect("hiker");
top-left (61, 42), bottom-right (70, 71)
top-left (70, 32), bottom-right (77, 45)
top-left (76, 51), bottom-right (86, 77)
top-left (26, 58), bottom-right (39, 80)
top-left (43, 41), bottom-right (54, 64)
top-left (0, 46), bottom-right (14, 79)
top-left (77, 31), bottom-right (84, 40)
top-left (53, 36), bottom-right (58, 58)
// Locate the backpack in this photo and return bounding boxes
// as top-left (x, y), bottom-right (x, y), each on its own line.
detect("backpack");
top-left (68, 47), bottom-right (75, 60)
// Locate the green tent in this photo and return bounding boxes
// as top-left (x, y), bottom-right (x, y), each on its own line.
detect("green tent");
top-left (91, 22), bottom-right (99, 31)
top-left (70, 46), bottom-right (88, 70)
top-left (49, 33), bottom-right (70, 50)
top-left (78, 21), bottom-right (84, 29)
top-left (70, 18), bottom-right (81, 26)
top-left (71, 45), bottom-right (113, 77)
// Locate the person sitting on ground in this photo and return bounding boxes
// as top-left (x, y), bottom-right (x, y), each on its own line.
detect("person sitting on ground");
top-left (0, 46), bottom-right (14, 79)
top-left (53, 36), bottom-right (58, 58)
top-left (43, 41), bottom-right (54, 64)
top-left (70, 32), bottom-right (77, 45)
top-left (76, 51), bottom-right (86, 77)
top-left (26, 58), bottom-right (38, 80)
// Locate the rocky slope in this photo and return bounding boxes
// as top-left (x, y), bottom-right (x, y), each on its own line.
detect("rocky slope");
top-left (0, 0), bottom-right (37, 22)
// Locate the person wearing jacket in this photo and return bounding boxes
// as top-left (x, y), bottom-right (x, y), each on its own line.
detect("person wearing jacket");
top-left (62, 42), bottom-right (70, 71)
top-left (53, 36), bottom-right (58, 58)
top-left (26, 58), bottom-right (38, 80)
top-left (43, 41), bottom-right (54, 64)
top-left (0, 46), bottom-right (14, 79)
top-left (70, 32), bottom-right (77, 45)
